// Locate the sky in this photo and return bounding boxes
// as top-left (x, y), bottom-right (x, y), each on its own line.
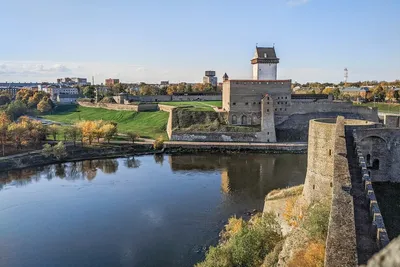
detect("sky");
top-left (0, 0), bottom-right (399, 84)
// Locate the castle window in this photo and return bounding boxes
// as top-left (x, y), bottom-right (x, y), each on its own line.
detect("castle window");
top-left (280, 108), bottom-right (282, 111)
top-left (241, 115), bottom-right (247, 125)
top-left (267, 109), bottom-right (269, 112)
top-left (267, 139), bottom-right (270, 142)
top-left (285, 102), bottom-right (288, 104)
top-left (313, 185), bottom-right (315, 190)
top-left (267, 132), bottom-right (270, 135)
top-left (329, 149), bottom-right (332, 156)
top-left (372, 159), bottom-right (380, 170)
top-left (259, 102), bottom-right (261, 105)
top-left (233, 102), bottom-right (236, 105)
top-left (284, 108), bottom-right (286, 111)
top-left (285, 96), bottom-right (287, 99)
top-left (267, 102), bottom-right (269, 105)
top-left (264, 53), bottom-right (267, 58)
top-left (275, 108), bottom-right (277, 111)
top-left (232, 115), bottom-right (237, 124)
top-left (267, 97), bottom-right (270, 100)
top-left (253, 102), bottom-right (256, 105)
top-left (277, 97), bottom-right (280, 99)
top-left (245, 102), bottom-right (248, 105)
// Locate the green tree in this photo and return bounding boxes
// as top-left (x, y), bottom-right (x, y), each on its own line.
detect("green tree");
top-left (83, 86), bottom-right (96, 98)
top-left (53, 141), bottom-right (67, 159)
top-left (0, 94), bottom-right (11, 106)
top-left (64, 126), bottom-right (81, 146)
top-left (394, 90), bottom-right (400, 102)
top-left (48, 124), bottom-right (60, 141)
top-left (6, 100), bottom-right (28, 120)
top-left (332, 88), bottom-right (341, 99)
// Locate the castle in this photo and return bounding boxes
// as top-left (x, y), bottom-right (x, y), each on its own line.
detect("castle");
top-left (217, 46), bottom-right (379, 142)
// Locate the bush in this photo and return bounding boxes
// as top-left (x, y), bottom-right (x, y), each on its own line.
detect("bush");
top-left (126, 131), bottom-right (139, 144)
top-left (287, 241), bottom-right (325, 267)
top-left (196, 213), bottom-right (282, 267)
top-left (261, 240), bottom-right (284, 267)
top-left (303, 203), bottom-right (330, 240)
top-left (42, 143), bottom-right (53, 158)
top-left (153, 136), bottom-right (164, 150)
top-left (41, 141), bottom-right (67, 160)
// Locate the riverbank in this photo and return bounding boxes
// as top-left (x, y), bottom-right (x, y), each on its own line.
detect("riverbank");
top-left (0, 142), bottom-right (307, 172)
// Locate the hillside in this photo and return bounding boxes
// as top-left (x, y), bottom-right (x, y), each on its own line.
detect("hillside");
top-left (42, 104), bottom-right (169, 139)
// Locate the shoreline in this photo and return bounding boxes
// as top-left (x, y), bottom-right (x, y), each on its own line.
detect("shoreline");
top-left (0, 142), bottom-right (307, 173)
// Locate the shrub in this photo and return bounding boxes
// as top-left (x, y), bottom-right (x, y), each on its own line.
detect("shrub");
top-left (287, 241), bottom-right (325, 267)
top-left (303, 203), bottom-right (330, 240)
top-left (197, 213), bottom-right (282, 267)
top-left (126, 131), bottom-right (139, 144)
top-left (153, 136), bottom-right (164, 150)
top-left (261, 240), bottom-right (284, 267)
top-left (41, 141), bottom-right (67, 160)
top-left (42, 143), bottom-right (53, 158)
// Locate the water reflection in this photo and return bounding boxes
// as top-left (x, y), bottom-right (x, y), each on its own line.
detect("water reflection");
top-left (0, 158), bottom-right (121, 190)
top-left (1, 154), bottom-right (306, 197)
top-left (0, 153), bottom-right (306, 267)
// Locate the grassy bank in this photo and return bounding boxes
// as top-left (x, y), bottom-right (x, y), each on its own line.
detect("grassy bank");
top-left (356, 102), bottom-right (400, 113)
top-left (42, 105), bottom-right (169, 139)
top-left (159, 101), bottom-right (222, 111)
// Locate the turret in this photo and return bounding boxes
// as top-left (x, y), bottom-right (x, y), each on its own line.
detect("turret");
top-left (251, 47), bottom-right (279, 80)
top-left (223, 73), bottom-right (229, 82)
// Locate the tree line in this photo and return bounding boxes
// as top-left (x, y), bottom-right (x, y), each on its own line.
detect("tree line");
top-left (0, 112), bottom-right (129, 156)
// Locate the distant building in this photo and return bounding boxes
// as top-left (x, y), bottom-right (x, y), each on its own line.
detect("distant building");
top-left (0, 87), bottom-right (20, 97)
top-left (39, 85), bottom-right (79, 101)
top-left (57, 94), bottom-right (80, 104)
top-left (203, 71), bottom-right (218, 87)
top-left (57, 77), bottom-right (88, 86)
top-left (160, 81), bottom-right (169, 87)
top-left (105, 78), bottom-right (120, 87)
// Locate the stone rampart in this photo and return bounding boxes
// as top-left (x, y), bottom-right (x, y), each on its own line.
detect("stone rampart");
top-left (383, 114), bottom-right (400, 127)
top-left (128, 94), bottom-right (221, 102)
top-left (170, 131), bottom-right (265, 142)
top-left (353, 131), bottom-right (390, 249)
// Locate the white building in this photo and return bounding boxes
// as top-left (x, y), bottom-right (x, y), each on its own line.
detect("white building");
top-left (57, 94), bottom-right (80, 104)
top-left (251, 47), bottom-right (279, 80)
top-left (38, 85), bottom-right (79, 101)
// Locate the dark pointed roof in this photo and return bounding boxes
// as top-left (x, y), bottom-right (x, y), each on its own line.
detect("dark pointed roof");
top-left (251, 47), bottom-right (279, 64)
top-left (223, 73), bottom-right (229, 79)
top-left (255, 47), bottom-right (277, 59)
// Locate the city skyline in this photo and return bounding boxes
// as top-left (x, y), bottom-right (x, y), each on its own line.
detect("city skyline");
top-left (1, 0), bottom-right (399, 83)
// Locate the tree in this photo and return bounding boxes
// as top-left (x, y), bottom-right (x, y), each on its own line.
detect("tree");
top-left (65, 126), bottom-right (81, 146)
top-left (102, 124), bottom-right (118, 143)
top-left (153, 136), bottom-right (164, 150)
top-left (42, 143), bottom-right (53, 158)
top-left (48, 124), bottom-right (60, 141)
top-left (332, 88), bottom-right (341, 99)
top-left (0, 112), bottom-right (11, 156)
top-left (372, 85), bottom-right (386, 102)
top-left (93, 121), bottom-right (105, 143)
top-left (53, 141), bottom-right (67, 159)
top-left (37, 97), bottom-right (53, 113)
top-left (322, 87), bottom-right (333, 95)
top-left (126, 131), bottom-right (139, 144)
top-left (77, 121), bottom-right (96, 144)
top-left (0, 94), bottom-right (11, 106)
top-left (8, 122), bottom-right (28, 149)
top-left (83, 86), bottom-right (95, 98)
top-left (394, 90), bottom-right (400, 102)
top-left (6, 100), bottom-right (28, 120)
top-left (16, 88), bottom-right (34, 103)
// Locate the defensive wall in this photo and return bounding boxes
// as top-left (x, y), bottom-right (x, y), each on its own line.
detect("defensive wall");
top-left (127, 94), bottom-right (221, 102)
top-left (354, 128), bottom-right (400, 182)
top-left (275, 102), bottom-right (379, 141)
top-left (274, 117), bottom-right (383, 266)
top-left (77, 101), bottom-right (159, 112)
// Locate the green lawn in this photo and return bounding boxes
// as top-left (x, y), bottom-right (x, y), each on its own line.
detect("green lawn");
top-left (357, 102), bottom-right (400, 114)
top-left (43, 105), bottom-right (169, 139)
top-left (159, 101), bottom-right (222, 111)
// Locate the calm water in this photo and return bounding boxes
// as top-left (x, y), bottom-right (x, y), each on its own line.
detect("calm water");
top-left (0, 153), bottom-right (307, 267)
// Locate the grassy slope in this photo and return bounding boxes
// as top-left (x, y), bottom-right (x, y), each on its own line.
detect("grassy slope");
top-left (43, 105), bottom-right (169, 139)
top-left (159, 101), bottom-right (222, 111)
top-left (357, 102), bottom-right (400, 113)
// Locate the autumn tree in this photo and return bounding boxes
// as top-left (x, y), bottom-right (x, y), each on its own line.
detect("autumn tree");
top-left (126, 131), bottom-right (139, 144)
top-left (77, 121), bottom-right (96, 145)
top-left (8, 122), bottom-right (27, 149)
top-left (0, 112), bottom-right (11, 156)
top-left (48, 124), bottom-right (60, 141)
top-left (372, 85), bottom-right (386, 101)
top-left (93, 121), bottom-right (105, 143)
top-left (37, 97), bottom-right (53, 113)
top-left (16, 88), bottom-right (34, 103)
top-left (102, 123), bottom-right (118, 143)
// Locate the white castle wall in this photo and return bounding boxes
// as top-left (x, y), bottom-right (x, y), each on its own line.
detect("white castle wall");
top-left (253, 63), bottom-right (277, 80)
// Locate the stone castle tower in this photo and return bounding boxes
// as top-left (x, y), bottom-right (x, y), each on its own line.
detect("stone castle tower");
top-left (251, 47), bottom-right (279, 80)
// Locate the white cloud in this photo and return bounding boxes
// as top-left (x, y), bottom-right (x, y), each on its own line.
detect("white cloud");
top-left (286, 0), bottom-right (310, 7)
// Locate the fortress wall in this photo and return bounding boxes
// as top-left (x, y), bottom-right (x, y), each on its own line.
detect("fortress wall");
top-left (302, 118), bottom-right (337, 205)
top-left (324, 117), bottom-right (358, 267)
top-left (128, 94), bottom-right (222, 102)
top-left (275, 103), bottom-right (379, 142)
top-left (353, 132), bottom-right (390, 249)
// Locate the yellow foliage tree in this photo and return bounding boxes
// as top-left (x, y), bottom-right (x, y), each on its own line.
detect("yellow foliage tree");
top-left (77, 121), bottom-right (96, 145)
top-left (101, 123), bottom-right (118, 143)
top-left (0, 112), bottom-right (11, 156)
top-left (287, 241), bottom-right (325, 267)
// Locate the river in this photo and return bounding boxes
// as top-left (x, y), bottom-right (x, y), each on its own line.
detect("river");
top-left (0, 153), bottom-right (306, 267)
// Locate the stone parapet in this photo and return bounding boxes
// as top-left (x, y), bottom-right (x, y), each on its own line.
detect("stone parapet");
top-left (353, 131), bottom-right (390, 249)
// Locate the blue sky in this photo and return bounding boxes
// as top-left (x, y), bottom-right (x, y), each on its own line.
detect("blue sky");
top-left (0, 0), bottom-right (399, 83)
